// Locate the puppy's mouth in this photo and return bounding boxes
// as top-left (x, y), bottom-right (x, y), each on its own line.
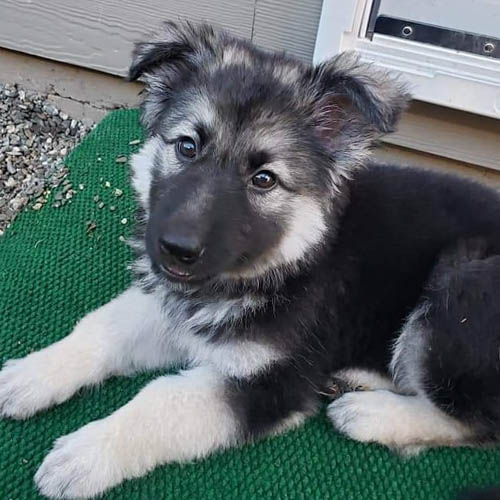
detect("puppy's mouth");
top-left (159, 262), bottom-right (218, 286)
top-left (160, 263), bottom-right (196, 282)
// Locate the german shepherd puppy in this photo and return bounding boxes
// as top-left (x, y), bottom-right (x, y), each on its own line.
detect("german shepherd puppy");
top-left (1, 22), bottom-right (499, 499)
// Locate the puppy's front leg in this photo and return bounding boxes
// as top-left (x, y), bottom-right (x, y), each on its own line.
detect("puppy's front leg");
top-left (35, 366), bottom-right (239, 499)
top-left (0, 286), bottom-right (181, 419)
top-left (35, 361), bottom-right (319, 498)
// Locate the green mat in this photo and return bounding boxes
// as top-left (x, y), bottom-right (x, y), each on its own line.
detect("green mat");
top-left (1, 109), bottom-right (498, 499)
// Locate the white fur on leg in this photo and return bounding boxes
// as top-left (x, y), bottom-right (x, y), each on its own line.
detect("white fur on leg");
top-left (0, 286), bottom-right (181, 419)
top-left (327, 390), bottom-right (471, 451)
top-left (35, 366), bottom-right (239, 499)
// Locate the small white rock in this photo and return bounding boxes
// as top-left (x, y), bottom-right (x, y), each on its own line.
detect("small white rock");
top-left (10, 195), bottom-right (27, 211)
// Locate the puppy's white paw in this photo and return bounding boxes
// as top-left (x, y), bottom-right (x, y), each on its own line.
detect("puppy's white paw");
top-left (328, 390), bottom-right (469, 452)
top-left (35, 421), bottom-right (123, 499)
top-left (327, 390), bottom-right (402, 446)
top-left (0, 355), bottom-right (66, 419)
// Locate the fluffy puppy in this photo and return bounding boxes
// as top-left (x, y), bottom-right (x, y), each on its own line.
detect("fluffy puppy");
top-left (0, 22), bottom-right (499, 499)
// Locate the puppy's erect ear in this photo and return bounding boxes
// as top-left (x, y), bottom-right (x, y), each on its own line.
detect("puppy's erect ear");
top-left (310, 52), bottom-right (410, 133)
top-left (307, 52), bottom-right (410, 170)
top-left (128, 22), bottom-right (220, 133)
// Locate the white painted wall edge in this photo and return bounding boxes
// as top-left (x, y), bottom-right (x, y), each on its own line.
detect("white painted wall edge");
top-left (314, 0), bottom-right (500, 120)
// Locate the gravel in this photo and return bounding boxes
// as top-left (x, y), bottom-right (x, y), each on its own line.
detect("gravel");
top-left (0, 83), bottom-right (94, 235)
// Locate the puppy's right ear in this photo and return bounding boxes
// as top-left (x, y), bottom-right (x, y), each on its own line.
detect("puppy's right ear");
top-left (128, 38), bottom-right (190, 82)
top-left (128, 21), bottom-right (216, 82)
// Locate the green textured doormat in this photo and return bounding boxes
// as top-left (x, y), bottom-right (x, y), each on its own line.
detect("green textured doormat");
top-left (1, 109), bottom-right (499, 499)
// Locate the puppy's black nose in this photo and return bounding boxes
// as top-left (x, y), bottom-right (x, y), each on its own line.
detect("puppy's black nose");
top-left (158, 236), bottom-right (203, 266)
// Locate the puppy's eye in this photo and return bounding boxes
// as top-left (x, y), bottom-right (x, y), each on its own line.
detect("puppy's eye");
top-left (176, 137), bottom-right (197, 159)
top-left (252, 171), bottom-right (276, 190)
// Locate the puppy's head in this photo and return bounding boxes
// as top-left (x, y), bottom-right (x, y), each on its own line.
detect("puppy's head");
top-left (129, 22), bottom-right (409, 286)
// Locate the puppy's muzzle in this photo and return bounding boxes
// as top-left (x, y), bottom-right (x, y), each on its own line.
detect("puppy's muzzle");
top-left (158, 233), bottom-right (204, 279)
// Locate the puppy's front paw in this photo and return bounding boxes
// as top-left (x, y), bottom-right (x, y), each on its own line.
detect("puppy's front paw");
top-left (327, 390), bottom-right (399, 446)
top-left (0, 355), bottom-right (64, 419)
top-left (35, 421), bottom-right (123, 499)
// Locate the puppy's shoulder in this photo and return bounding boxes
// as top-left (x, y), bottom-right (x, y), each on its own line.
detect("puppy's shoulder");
top-left (350, 162), bottom-right (500, 212)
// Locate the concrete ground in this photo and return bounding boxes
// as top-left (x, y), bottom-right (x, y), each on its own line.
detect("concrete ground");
top-left (0, 47), bottom-right (142, 122)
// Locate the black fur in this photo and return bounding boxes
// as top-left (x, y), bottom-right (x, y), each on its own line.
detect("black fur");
top-left (421, 244), bottom-right (500, 441)
top-left (224, 166), bottom-right (500, 439)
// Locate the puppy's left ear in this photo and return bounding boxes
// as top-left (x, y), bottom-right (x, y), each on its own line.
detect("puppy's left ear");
top-left (310, 52), bottom-right (410, 134)
top-left (305, 53), bottom-right (410, 175)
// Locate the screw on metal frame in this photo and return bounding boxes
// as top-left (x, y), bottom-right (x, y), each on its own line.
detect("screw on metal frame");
top-left (484, 42), bottom-right (495, 53)
top-left (401, 25), bottom-right (413, 37)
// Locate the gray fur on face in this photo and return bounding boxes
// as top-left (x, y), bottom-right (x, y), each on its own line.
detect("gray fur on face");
top-left (128, 21), bottom-right (409, 146)
top-left (128, 22), bottom-right (410, 289)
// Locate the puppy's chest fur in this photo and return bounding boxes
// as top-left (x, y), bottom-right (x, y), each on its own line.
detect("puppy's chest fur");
top-left (159, 290), bottom-right (283, 378)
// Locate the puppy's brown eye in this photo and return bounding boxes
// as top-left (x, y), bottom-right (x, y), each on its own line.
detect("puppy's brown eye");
top-left (177, 137), bottom-right (197, 159)
top-left (252, 171), bottom-right (276, 190)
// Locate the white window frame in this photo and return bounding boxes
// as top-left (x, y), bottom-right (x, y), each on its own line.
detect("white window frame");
top-left (314, 0), bottom-right (500, 120)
